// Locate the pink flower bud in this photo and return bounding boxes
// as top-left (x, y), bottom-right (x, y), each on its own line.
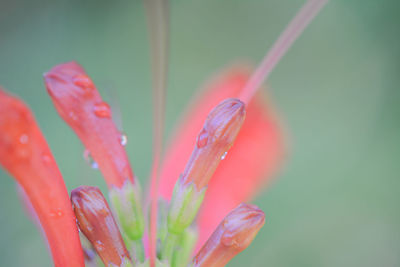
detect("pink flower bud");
top-left (192, 203), bottom-right (265, 267)
top-left (182, 98), bottom-right (246, 190)
top-left (71, 186), bottom-right (131, 266)
top-left (44, 62), bottom-right (135, 189)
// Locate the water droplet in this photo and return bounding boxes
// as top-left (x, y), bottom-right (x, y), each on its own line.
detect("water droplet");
top-left (95, 240), bottom-right (105, 251)
top-left (91, 161), bottom-right (99, 169)
top-left (15, 134), bottom-right (30, 158)
top-left (83, 149), bottom-right (99, 169)
top-left (50, 208), bottom-right (63, 218)
top-left (93, 102), bottom-right (111, 118)
top-left (119, 133), bottom-right (128, 146)
top-left (197, 128), bottom-right (208, 148)
top-left (69, 111), bottom-right (78, 121)
top-left (19, 134), bottom-right (29, 144)
top-left (221, 151), bottom-right (228, 160)
top-left (42, 153), bottom-right (52, 164)
top-left (73, 74), bottom-right (94, 93)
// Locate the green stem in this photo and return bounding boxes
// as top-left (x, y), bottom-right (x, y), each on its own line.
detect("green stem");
top-left (133, 239), bottom-right (145, 263)
top-left (161, 232), bottom-right (179, 263)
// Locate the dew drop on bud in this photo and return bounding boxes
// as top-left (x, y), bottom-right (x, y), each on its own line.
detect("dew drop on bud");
top-left (69, 111), bottom-right (78, 121)
top-left (95, 240), bottom-right (105, 252)
top-left (91, 161), bottom-right (99, 169)
top-left (83, 149), bottom-right (99, 169)
top-left (93, 102), bottom-right (111, 118)
top-left (221, 151), bottom-right (228, 160)
top-left (119, 133), bottom-right (127, 146)
top-left (197, 128), bottom-right (208, 148)
top-left (19, 134), bottom-right (29, 144)
top-left (50, 208), bottom-right (64, 218)
top-left (73, 74), bottom-right (94, 92)
top-left (41, 153), bottom-right (52, 164)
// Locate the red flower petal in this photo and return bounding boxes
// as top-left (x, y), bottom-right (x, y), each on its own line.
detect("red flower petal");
top-left (158, 65), bottom-right (284, 249)
top-left (0, 88), bottom-right (85, 267)
top-left (44, 62), bottom-right (135, 188)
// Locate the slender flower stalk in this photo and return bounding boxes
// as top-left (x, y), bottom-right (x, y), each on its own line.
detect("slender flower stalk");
top-left (0, 89), bottom-right (85, 267)
top-left (144, 1), bottom-right (170, 265)
top-left (71, 186), bottom-right (132, 267)
top-left (192, 203), bottom-right (265, 267)
top-left (239, 0), bottom-right (329, 103)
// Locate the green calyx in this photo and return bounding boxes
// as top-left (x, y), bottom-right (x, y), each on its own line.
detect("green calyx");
top-left (171, 227), bottom-right (198, 267)
top-left (110, 180), bottom-right (145, 241)
top-left (167, 177), bottom-right (206, 235)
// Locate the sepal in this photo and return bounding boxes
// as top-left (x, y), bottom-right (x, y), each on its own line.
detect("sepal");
top-left (110, 180), bottom-right (145, 241)
top-left (168, 176), bottom-right (206, 235)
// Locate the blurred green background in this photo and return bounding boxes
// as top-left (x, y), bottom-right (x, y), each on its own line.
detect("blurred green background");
top-left (0, 0), bottom-right (399, 266)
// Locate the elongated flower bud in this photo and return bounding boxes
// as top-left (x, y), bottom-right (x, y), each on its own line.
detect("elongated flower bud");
top-left (192, 203), bottom-right (265, 267)
top-left (44, 61), bottom-right (135, 189)
top-left (71, 186), bottom-right (132, 267)
top-left (0, 88), bottom-right (85, 267)
top-left (182, 98), bottom-right (246, 189)
top-left (168, 98), bottom-right (245, 234)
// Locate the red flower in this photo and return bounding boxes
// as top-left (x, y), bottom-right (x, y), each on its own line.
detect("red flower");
top-left (0, 89), bottom-right (85, 267)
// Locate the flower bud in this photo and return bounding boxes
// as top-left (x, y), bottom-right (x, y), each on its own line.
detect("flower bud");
top-left (192, 203), bottom-right (265, 267)
top-left (182, 98), bottom-right (246, 189)
top-left (71, 186), bottom-right (132, 267)
top-left (44, 62), bottom-right (136, 189)
top-left (167, 98), bottom-right (245, 234)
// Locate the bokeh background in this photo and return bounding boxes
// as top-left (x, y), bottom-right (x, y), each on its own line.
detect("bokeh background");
top-left (0, 0), bottom-right (399, 266)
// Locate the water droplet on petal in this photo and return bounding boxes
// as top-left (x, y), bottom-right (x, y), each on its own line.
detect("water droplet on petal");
top-left (221, 151), bottom-right (228, 160)
top-left (83, 149), bottom-right (99, 169)
top-left (197, 128), bottom-right (208, 148)
top-left (69, 111), bottom-right (78, 121)
top-left (119, 133), bottom-right (128, 146)
top-left (15, 134), bottom-right (30, 158)
top-left (50, 208), bottom-right (64, 218)
top-left (19, 134), bottom-right (29, 144)
top-left (73, 74), bottom-right (94, 94)
top-left (93, 102), bottom-right (111, 118)
top-left (91, 161), bottom-right (98, 169)
top-left (95, 240), bottom-right (105, 251)
top-left (42, 153), bottom-right (52, 164)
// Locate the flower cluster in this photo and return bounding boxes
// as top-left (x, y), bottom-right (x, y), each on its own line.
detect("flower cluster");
top-left (0, 62), bottom-right (276, 266)
top-left (0, 1), bottom-right (327, 266)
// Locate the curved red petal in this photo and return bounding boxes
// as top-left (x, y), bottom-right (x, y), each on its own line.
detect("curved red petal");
top-left (44, 62), bottom-right (135, 188)
top-left (158, 65), bottom-right (284, 249)
top-left (0, 88), bottom-right (85, 267)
